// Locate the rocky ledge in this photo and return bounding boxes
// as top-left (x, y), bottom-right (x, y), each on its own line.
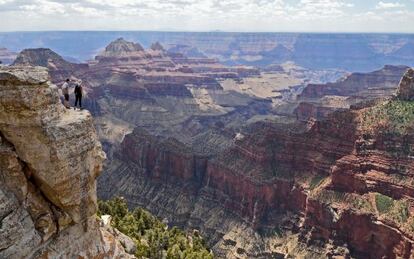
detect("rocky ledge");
top-left (0, 66), bottom-right (133, 258)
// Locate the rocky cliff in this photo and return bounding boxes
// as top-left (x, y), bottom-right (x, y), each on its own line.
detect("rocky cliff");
top-left (99, 68), bottom-right (414, 258)
top-left (397, 68), bottom-right (414, 101)
top-left (0, 66), bottom-right (133, 258)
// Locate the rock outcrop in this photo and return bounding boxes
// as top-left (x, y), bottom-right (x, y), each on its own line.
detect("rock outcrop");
top-left (150, 41), bottom-right (165, 52)
top-left (102, 37), bottom-right (145, 56)
top-left (0, 66), bottom-right (133, 258)
top-left (397, 68), bottom-right (414, 101)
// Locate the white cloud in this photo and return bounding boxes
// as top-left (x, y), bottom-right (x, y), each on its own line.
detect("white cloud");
top-left (286, 0), bottom-right (354, 19)
top-left (0, 0), bottom-right (413, 32)
top-left (376, 1), bottom-right (404, 9)
top-left (20, 0), bottom-right (66, 15)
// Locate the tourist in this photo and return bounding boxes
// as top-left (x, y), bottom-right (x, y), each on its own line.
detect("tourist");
top-left (62, 79), bottom-right (70, 109)
top-left (74, 83), bottom-right (83, 110)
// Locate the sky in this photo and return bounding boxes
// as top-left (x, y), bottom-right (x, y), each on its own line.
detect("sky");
top-left (0, 0), bottom-right (414, 32)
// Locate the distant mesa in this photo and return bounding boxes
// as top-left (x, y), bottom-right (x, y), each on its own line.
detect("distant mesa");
top-left (101, 38), bottom-right (145, 56)
top-left (12, 48), bottom-right (88, 83)
top-left (13, 48), bottom-right (71, 68)
top-left (150, 41), bottom-right (165, 52)
top-left (167, 44), bottom-right (207, 58)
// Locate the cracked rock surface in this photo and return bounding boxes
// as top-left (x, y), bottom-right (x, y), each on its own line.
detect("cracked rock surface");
top-left (0, 66), bottom-right (134, 258)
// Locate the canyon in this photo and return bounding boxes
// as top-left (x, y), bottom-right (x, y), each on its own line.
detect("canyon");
top-left (3, 35), bottom-right (414, 258)
top-left (100, 69), bottom-right (414, 258)
top-left (1, 32), bottom-right (414, 71)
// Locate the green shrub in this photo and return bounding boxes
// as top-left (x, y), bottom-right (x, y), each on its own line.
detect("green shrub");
top-left (375, 193), bottom-right (394, 214)
top-left (351, 197), bottom-right (374, 212)
top-left (386, 200), bottom-right (409, 224)
top-left (98, 197), bottom-right (213, 259)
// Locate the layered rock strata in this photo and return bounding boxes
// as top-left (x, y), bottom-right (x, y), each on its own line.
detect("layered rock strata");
top-left (99, 69), bottom-right (414, 258)
top-left (0, 66), bottom-right (133, 258)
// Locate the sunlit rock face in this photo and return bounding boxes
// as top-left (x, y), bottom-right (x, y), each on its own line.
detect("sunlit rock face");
top-left (397, 68), bottom-right (414, 101)
top-left (0, 66), bottom-right (133, 259)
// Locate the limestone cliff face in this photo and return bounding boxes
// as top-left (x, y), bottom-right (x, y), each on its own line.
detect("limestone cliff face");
top-left (0, 66), bottom-right (133, 258)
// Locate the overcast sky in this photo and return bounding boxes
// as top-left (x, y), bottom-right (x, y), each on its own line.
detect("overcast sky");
top-left (0, 0), bottom-right (413, 32)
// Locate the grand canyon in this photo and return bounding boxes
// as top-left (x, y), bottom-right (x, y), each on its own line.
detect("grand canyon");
top-left (1, 31), bottom-right (414, 259)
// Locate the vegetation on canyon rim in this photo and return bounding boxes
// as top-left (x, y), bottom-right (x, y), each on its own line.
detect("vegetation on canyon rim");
top-left (98, 197), bottom-right (213, 259)
top-left (361, 100), bottom-right (414, 135)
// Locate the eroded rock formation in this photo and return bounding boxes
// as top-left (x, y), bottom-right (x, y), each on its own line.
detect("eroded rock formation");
top-left (0, 66), bottom-right (133, 258)
top-left (99, 68), bottom-right (414, 258)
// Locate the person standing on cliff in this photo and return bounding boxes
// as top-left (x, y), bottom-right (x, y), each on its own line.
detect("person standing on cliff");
top-left (62, 79), bottom-right (70, 109)
top-left (74, 83), bottom-right (83, 110)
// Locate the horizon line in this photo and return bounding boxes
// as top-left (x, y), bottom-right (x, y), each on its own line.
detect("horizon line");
top-left (1, 30), bottom-right (414, 35)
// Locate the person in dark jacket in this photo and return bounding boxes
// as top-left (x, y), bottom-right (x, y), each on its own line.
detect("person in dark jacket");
top-left (74, 84), bottom-right (83, 110)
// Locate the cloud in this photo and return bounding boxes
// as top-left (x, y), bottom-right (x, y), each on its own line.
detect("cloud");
top-left (0, 0), bottom-right (413, 32)
top-left (376, 1), bottom-right (405, 9)
top-left (20, 0), bottom-right (66, 15)
top-left (286, 0), bottom-right (354, 19)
